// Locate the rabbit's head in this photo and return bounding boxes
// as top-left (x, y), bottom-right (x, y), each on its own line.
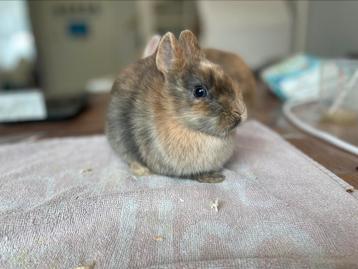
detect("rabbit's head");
top-left (155, 30), bottom-right (247, 137)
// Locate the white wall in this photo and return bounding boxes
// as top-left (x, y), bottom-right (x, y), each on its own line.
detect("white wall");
top-left (305, 1), bottom-right (358, 57)
top-left (198, 0), bottom-right (293, 69)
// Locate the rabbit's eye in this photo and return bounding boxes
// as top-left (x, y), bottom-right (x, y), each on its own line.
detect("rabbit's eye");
top-left (193, 85), bottom-right (207, 98)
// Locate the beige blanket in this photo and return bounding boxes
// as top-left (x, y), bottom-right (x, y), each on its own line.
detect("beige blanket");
top-left (1, 121), bottom-right (357, 269)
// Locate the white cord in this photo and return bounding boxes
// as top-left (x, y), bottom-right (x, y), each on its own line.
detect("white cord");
top-left (283, 98), bottom-right (358, 156)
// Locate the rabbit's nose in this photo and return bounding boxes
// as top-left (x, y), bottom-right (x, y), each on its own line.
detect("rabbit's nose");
top-left (233, 110), bottom-right (242, 119)
top-left (231, 111), bottom-right (242, 128)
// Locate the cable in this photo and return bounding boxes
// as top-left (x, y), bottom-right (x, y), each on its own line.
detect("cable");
top-left (283, 98), bottom-right (358, 156)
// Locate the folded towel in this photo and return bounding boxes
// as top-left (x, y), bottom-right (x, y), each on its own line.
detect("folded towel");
top-left (1, 121), bottom-right (357, 269)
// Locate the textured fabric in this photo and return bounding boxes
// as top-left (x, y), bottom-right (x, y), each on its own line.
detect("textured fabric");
top-left (0, 121), bottom-right (358, 269)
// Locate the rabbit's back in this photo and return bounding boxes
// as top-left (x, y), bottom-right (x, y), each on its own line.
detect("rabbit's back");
top-left (106, 56), bottom-right (161, 164)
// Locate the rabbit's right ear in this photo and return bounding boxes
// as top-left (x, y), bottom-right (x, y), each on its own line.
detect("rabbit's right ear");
top-left (178, 30), bottom-right (203, 61)
top-left (156, 32), bottom-right (184, 74)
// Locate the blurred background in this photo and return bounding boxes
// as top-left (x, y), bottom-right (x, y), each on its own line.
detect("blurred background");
top-left (1, 0), bottom-right (358, 99)
top-left (0, 0), bottom-right (357, 154)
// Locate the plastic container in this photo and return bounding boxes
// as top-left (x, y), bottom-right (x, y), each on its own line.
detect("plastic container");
top-left (319, 59), bottom-right (358, 124)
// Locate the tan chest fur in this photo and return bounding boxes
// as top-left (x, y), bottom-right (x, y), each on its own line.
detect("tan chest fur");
top-left (147, 114), bottom-right (235, 175)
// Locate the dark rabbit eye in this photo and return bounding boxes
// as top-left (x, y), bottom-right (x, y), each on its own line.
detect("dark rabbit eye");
top-left (193, 85), bottom-right (207, 98)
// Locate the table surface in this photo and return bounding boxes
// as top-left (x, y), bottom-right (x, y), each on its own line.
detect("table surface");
top-left (1, 81), bottom-right (357, 188)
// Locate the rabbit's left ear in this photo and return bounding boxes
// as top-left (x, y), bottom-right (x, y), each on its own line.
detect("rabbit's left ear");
top-left (143, 34), bottom-right (161, 58)
top-left (179, 30), bottom-right (203, 62)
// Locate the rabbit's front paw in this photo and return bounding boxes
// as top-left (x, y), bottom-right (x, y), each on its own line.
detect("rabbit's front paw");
top-left (130, 161), bottom-right (151, 176)
top-left (195, 172), bottom-right (225, 183)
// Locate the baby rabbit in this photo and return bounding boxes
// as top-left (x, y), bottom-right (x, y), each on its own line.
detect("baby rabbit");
top-left (106, 30), bottom-right (247, 183)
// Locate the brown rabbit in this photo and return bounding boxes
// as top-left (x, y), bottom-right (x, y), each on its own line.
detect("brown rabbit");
top-left (106, 30), bottom-right (247, 183)
top-left (142, 35), bottom-right (256, 106)
top-left (203, 48), bottom-right (256, 106)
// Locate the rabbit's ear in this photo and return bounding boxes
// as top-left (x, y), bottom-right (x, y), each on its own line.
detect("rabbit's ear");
top-left (142, 34), bottom-right (161, 58)
top-left (179, 30), bottom-right (203, 62)
top-left (156, 32), bottom-right (184, 74)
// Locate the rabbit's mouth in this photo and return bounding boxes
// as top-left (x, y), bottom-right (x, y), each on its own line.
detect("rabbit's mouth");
top-left (229, 110), bottom-right (244, 129)
top-left (230, 118), bottom-right (242, 129)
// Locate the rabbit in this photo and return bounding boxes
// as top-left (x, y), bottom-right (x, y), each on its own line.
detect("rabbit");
top-left (142, 34), bottom-right (256, 106)
top-left (106, 30), bottom-right (247, 183)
